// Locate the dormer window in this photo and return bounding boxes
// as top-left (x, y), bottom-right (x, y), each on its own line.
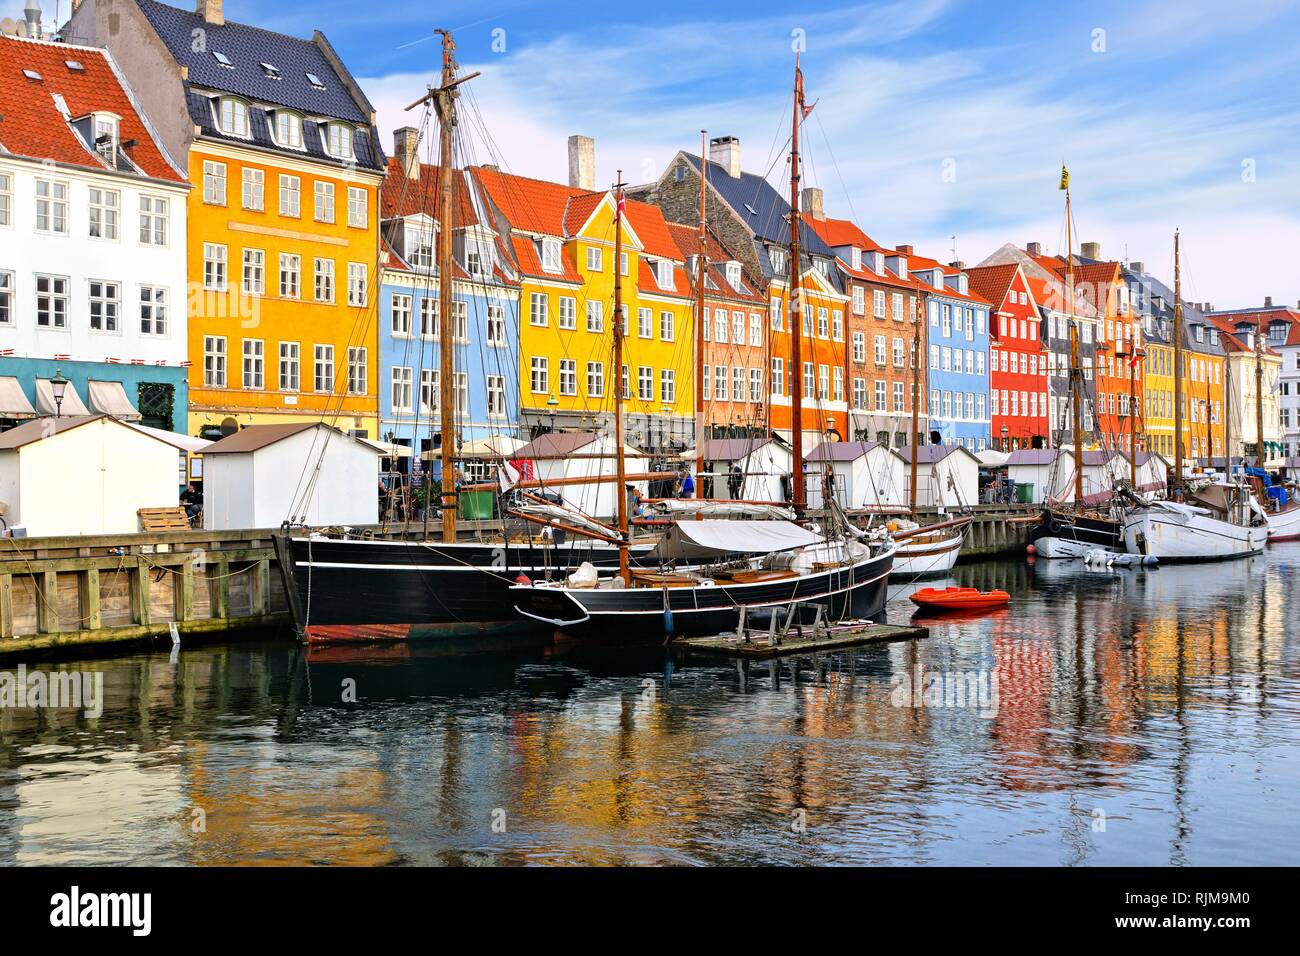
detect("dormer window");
top-left (212, 51), bottom-right (233, 68)
top-left (93, 113), bottom-right (120, 165)
top-left (655, 260), bottom-right (674, 290)
top-left (326, 123), bottom-right (354, 160)
top-left (261, 63), bottom-right (281, 80)
top-left (405, 225), bottom-right (434, 270)
top-left (274, 111), bottom-right (303, 150)
top-left (725, 261), bottom-right (742, 289)
top-left (218, 97), bottom-right (249, 138)
top-left (850, 248), bottom-right (861, 270)
top-left (541, 238), bottom-right (562, 274)
top-left (872, 251), bottom-right (885, 273)
top-left (814, 259), bottom-right (829, 277)
top-left (306, 72), bottom-right (325, 89)
top-left (1195, 325), bottom-right (1205, 343)
top-left (932, 269), bottom-right (944, 290)
top-left (769, 246), bottom-right (787, 275)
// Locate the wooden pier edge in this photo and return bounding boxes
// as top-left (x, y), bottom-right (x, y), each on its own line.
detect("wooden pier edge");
top-left (673, 621), bottom-right (929, 660)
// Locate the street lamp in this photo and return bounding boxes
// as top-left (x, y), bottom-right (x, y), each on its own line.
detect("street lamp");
top-left (546, 392), bottom-right (558, 434)
top-left (660, 404), bottom-right (671, 451)
top-left (1000, 423), bottom-right (1009, 452)
top-left (50, 368), bottom-right (69, 419)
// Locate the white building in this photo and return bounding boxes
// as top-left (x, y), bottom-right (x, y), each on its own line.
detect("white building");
top-left (0, 33), bottom-right (191, 432)
top-left (512, 431), bottom-right (649, 520)
top-left (1005, 449), bottom-right (1075, 504)
top-left (805, 440), bottom-right (907, 511)
top-left (201, 423), bottom-right (380, 530)
top-left (1209, 304), bottom-right (1299, 460)
top-left (905, 444), bottom-right (980, 508)
top-left (0, 415), bottom-right (181, 536)
top-left (691, 437), bottom-right (792, 503)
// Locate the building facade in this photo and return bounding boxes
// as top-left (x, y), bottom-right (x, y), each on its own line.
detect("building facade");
top-left (1208, 311), bottom-right (1285, 463)
top-left (1208, 302), bottom-right (1300, 459)
top-left (69, 0), bottom-right (386, 440)
top-left (0, 33), bottom-right (190, 432)
top-left (968, 263), bottom-right (1049, 450)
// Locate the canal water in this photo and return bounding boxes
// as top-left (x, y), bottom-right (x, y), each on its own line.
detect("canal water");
top-left (2, 545), bottom-right (1298, 866)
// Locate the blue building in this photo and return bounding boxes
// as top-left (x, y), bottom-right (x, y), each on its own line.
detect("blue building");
top-left (378, 133), bottom-right (521, 480)
top-left (911, 253), bottom-right (991, 451)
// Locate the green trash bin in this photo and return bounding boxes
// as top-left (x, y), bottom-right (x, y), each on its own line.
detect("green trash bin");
top-left (1015, 482), bottom-right (1035, 504)
top-left (459, 489), bottom-right (494, 520)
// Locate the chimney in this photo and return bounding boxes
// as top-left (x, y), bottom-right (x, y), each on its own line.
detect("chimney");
top-left (1080, 241), bottom-right (1100, 260)
top-left (1264, 295), bottom-right (1273, 308)
top-left (897, 244), bottom-right (913, 256)
top-left (567, 135), bottom-right (596, 191)
top-left (1130, 261), bottom-right (1145, 275)
top-left (709, 136), bottom-right (741, 179)
top-left (802, 187), bottom-right (825, 221)
top-left (393, 127), bottom-right (419, 180)
top-left (1026, 241), bottom-right (1042, 257)
top-left (23, 0), bottom-right (41, 38)
top-left (196, 0), bottom-right (224, 26)
top-left (949, 260), bottom-right (965, 270)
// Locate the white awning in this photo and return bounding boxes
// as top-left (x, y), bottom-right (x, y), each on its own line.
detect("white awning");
top-left (458, 435), bottom-right (526, 458)
top-left (652, 519), bottom-right (824, 561)
top-left (977, 450), bottom-right (1009, 468)
top-left (124, 422), bottom-right (212, 452)
top-left (0, 376), bottom-right (36, 418)
top-left (86, 380), bottom-right (142, 421)
top-left (35, 378), bottom-right (90, 416)
top-left (358, 437), bottom-right (413, 457)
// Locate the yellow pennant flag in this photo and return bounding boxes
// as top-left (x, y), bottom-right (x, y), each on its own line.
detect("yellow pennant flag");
top-left (1059, 164), bottom-right (1070, 191)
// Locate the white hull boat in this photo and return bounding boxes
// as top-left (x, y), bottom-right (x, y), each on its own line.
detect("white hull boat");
top-left (890, 523), bottom-right (966, 579)
top-left (1122, 500), bottom-right (1268, 561)
top-left (1265, 504), bottom-right (1300, 542)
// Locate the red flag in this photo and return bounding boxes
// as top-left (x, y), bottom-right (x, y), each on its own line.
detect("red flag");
top-left (796, 68), bottom-right (816, 120)
top-left (615, 193), bottom-right (626, 221)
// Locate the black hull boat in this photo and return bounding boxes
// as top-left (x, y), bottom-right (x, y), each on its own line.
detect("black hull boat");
top-left (1028, 508), bottom-right (1123, 558)
top-left (275, 534), bottom-right (657, 643)
top-left (509, 540), bottom-right (896, 641)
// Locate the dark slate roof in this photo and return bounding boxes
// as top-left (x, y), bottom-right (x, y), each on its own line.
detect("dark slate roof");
top-left (805, 441), bottom-right (882, 462)
top-left (138, 1), bottom-right (371, 125)
top-left (1123, 266), bottom-right (1218, 356)
top-left (1006, 449), bottom-right (1061, 466)
top-left (909, 444), bottom-right (976, 464)
top-left (682, 152), bottom-right (832, 257)
top-left (185, 90), bottom-right (382, 171)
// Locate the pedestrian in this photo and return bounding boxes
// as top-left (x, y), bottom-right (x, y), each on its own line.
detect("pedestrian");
top-left (728, 463), bottom-right (743, 500)
top-left (680, 470), bottom-right (695, 498)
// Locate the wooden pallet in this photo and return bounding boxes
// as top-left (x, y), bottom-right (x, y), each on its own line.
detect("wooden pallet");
top-left (138, 507), bottom-right (190, 532)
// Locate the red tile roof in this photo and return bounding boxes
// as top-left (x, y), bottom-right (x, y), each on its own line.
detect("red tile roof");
top-left (801, 214), bottom-right (878, 251)
top-left (623, 199), bottom-right (685, 262)
top-left (664, 223), bottom-right (766, 304)
top-left (380, 159), bottom-right (478, 226)
top-left (0, 35), bottom-right (184, 183)
top-left (965, 263), bottom-right (1020, 310)
top-left (1205, 315), bottom-right (1283, 355)
top-left (509, 234), bottom-right (581, 284)
top-left (472, 165), bottom-right (592, 237)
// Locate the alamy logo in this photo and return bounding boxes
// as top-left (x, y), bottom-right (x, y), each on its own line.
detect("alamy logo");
top-left (890, 668), bottom-right (1000, 717)
top-left (49, 887), bottom-right (151, 936)
top-left (0, 665), bottom-right (103, 718)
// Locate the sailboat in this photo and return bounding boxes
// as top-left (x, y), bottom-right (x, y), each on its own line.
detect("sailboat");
top-left (1119, 231), bottom-right (1269, 560)
top-left (1028, 165), bottom-right (1124, 558)
top-left (1239, 325), bottom-right (1300, 540)
top-left (274, 31), bottom-right (660, 644)
top-left (887, 295), bottom-right (971, 578)
top-left (509, 55), bottom-right (896, 639)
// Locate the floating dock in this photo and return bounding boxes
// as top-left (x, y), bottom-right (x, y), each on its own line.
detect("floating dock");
top-left (673, 620), bottom-right (928, 660)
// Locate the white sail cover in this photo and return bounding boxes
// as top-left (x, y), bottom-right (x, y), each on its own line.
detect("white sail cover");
top-left (652, 499), bottom-right (794, 520)
top-left (652, 519), bottom-right (823, 561)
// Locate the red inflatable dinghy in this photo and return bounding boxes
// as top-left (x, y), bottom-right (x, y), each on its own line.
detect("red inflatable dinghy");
top-left (910, 586), bottom-right (1010, 611)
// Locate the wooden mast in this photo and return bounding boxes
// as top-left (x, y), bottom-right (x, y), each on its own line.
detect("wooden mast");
top-left (789, 53), bottom-right (805, 511)
top-left (613, 172), bottom-right (630, 585)
top-left (909, 293), bottom-right (922, 512)
top-left (1255, 313), bottom-right (1266, 467)
top-left (1173, 229), bottom-right (1184, 488)
top-left (1064, 168), bottom-right (1084, 507)
top-left (695, 130), bottom-right (708, 498)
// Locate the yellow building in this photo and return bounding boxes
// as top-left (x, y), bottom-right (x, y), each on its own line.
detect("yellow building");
top-left (473, 167), bottom-right (695, 450)
top-left (70, 0), bottom-right (386, 441)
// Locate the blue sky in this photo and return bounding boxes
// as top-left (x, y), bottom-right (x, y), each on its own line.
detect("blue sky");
top-left (17, 0), bottom-right (1300, 307)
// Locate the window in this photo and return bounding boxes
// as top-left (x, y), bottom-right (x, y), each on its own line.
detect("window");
top-left (274, 111), bottom-right (303, 149)
top-left (655, 260), bottom-right (673, 289)
top-left (853, 332), bottom-right (866, 363)
top-left (893, 381), bottom-right (905, 412)
top-left (279, 342), bottom-right (300, 391)
top-left (486, 305), bottom-right (506, 346)
top-left (873, 289), bottom-right (886, 318)
top-left (930, 344), bottom-right (939, 368)
top-left (0, 171), bottom-right (10, 226)
top-left (586, 300), bottom-right (603, 333)
top-left (279, 175), bottom-right (300, 217)
top-left (36, 179), bottom-right (68, 232)
top-left (834, 367), bottom-right (845, 402)
top-left (85, 280), bottom-right (119, 331)
top-left (203, 243), bottom-right (227, 291)
top-left (661, 310), bottom-right (675, 342)
top-left (420, 299), bottom-right (438, 338)
top-left (832, 310), bottom-right (843, 341)
top-left (558, 296), bottom-right (577, 330)
top-left (218, 97), bottom-right (249, 137)
top-left (660, 369), bottom-right (675, 403)
top-left (771, 296), bottom-right (783, 331)
top-left (487, 375), bottom-right (506, 417)
top-left (876, 380), bottom-right (886, 411)
top-left (280, 254), bottom-right (301, 298)
top-left (326, 124), bottom-right (353, 160)
top-left (771, 358), bottom-right (784, 396)
top-left (874, 335), bottom-right (886, 365)
top-left (893, 337), bottom-right (905, 368)
top-left (817, 365), bottom-right (829, 400)
top-left (804, 362), bottom-right (815, 395)
top-left (854, 378), bottom-right (866, 409)
top-left (559, 359), bottom-right (577, 396)
top-left (314, 258), bottom-right (334, 303)
top-left (586, 246), bottom-right (603, 272)
top-left (391, 366), bottom-right (413, 412)
top-left (751, 312), bottom-right (763, 346)
top-left (347, 187), bottom-right (367, 228)
top-left (750, 367), bottom-right (763, 402)
top-left (347, 347), bottom-right (367, 395)
top-left (638, 366), bottom-right (653, 401)
top-left (314, 181), bottom-right (335, 223)
top-left (242, 248), bottom-right (265, 295)
top-left (449, 301), bottom-right (468, 342)
top-left (347, 262), bottom-right (367, 306)
top-left (714, 365), bottom-right (726, 401)
top-left (235, 168), bottom-right (265, 213)
top-left (203, 336), bottom-right (226, 387)
top-left (702, 364), bottom-right (711, 399)
top-left (420, 370), bottom-right (437, 413)
top-left (587, 361), bottom-right (604, 398)
top-left (35, 275), bottom-right (69, 328)
top-left (391, 293), bottom-right (412, 335)
top-left (853, 286), bottom-right (865, 315)
top-left (529, 292), bottom-right (548, 326)
top-left (202, 162), bottom-right (226, 205)
top-left (638, 307), bottom-right (652, 339)
top-left (139, 196), bottom-right (168, 245)
top-left (892, 293), bottom-right (904, 321)
top-left (817, 307), bottom-right (829, 338)
top-left (88, 187), bottom-right (119, 240)
top-left (0, 271), bottom-right (12, 325)
top-left (530, 357), bottom-right (549, 394)
top-left (313, 344), bottom-right (334, 393)
top-left (716, 310), bottom-right (728, 343)
top-left (242, 339), bottom-right (264, 389)
top-left (541, 238), bottom-right (562, 274)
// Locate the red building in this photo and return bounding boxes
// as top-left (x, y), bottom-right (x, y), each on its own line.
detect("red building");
top-left (967, 263), bottom-right (1050, 450)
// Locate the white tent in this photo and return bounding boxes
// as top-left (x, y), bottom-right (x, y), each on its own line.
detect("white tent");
top-left (454, 435), bottom-right (526, 459)
top-left (977, 449), bottom-right (1010, 468)
top-left (513, 431), bottom-right (648, 519)
top-left (201, 422), bottom-right (380, 530)
top-left (0, 415), bottom-right (180, 536)
top-left (804, 441), bottom-right (908, 511)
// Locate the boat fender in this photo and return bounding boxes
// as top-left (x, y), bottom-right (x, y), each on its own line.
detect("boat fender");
top-left (515, 573), bottom-right (532, 586)
top-left (662, 587), bottom-right (674, 636)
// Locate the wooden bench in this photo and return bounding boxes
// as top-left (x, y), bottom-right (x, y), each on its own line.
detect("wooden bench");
top-left (138, 507), bottom-right (191, 532)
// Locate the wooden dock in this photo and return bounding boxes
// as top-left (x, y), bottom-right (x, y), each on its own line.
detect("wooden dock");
top-left (673, 621), bottom-right (928, 660)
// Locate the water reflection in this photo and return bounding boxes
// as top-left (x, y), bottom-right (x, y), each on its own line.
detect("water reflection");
top-left (2, 546), bottom-right (1298, 865)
